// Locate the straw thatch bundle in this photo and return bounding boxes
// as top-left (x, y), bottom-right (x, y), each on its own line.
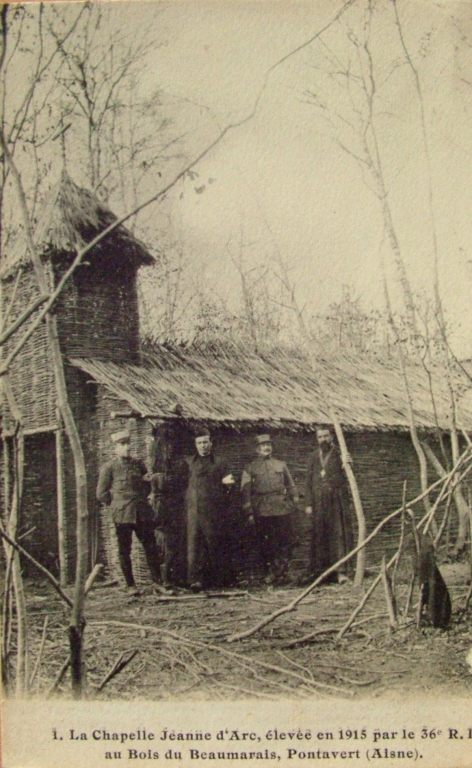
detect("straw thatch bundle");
top-left (1, 171), bottom-right (154, 280)
top-left (71, 343), bottom-right (472, 432)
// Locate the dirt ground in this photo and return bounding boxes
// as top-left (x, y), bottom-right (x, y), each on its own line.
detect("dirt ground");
top-left (9, 559), bottom-right (472, 701)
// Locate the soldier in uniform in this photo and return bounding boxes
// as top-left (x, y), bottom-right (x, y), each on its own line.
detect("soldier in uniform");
top-left (241, 434), bottom-right (299, 585)
top-left (305, 425), bottom-right (353, 585)
top-left (184, 429), bottom-right (235, 591)
top-left (96, 428), bottom-right (165, 596)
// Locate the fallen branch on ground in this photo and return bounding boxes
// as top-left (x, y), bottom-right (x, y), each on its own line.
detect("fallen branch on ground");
top-left (338, 467), bottom-right (469, 640)
top-left (226, 453), bottom-right (472, 643)
top-left (47, 656), bottom-right (70, 695)
top-left (151, 590), bottom-right (248, 603)
top-left (89, 619), bottom-right (354, 697)
top-left (95, 649), bottom-right (139, 692)
top-left (337, 564), bottom-right (395, 640)
top-left (284, 613), bottom-right (389, 648)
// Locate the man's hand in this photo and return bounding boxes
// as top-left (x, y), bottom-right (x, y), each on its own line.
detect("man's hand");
top-left (305, 506), bottom-right (313, 516)
top-left (144, 471), bottom-right (164, 483)
top-left (222, 473), bottom-right (235, 486)
top-left (247, 513), bottom-right (255, 525)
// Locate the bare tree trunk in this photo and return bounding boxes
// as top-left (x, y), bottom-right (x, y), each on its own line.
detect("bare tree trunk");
top-left (393, 0), bottom-right (467, 549)
top-left (305, 6), bottom-right (438, 545)
top-left (447, 384), bottom-right (469, 553)
top-left (397, 341), bottom-right (432, 521)
top-left (422, 438), bottom-right (469, 554)
top-left (0, 130), bottom-right (89, 697)
top-left (55, 414), bottom-right (68, 587)
top-left (2, 376), bottom-right (28, 696)
top-left (278, 277), bottom-right (367, 586)
top-left (383, 277), bottom-right (434, 526)
top-left (11, 431), bottom-right (28, 697)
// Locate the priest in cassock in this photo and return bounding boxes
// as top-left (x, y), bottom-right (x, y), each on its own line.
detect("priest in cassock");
top-left (305, 425), bottom-right (353, 585)
top-left (184, 429), bottom-right (235, 591)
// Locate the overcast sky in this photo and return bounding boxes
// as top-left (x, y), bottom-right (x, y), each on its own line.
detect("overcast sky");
top-left (85, 1), bottom-right (472, 353)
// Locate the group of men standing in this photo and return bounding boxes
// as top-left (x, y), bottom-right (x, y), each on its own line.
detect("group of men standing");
top-left (96, 425), bottom-right (353, 596)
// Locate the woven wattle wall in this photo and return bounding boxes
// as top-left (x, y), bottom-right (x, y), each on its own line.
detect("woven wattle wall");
top-left (5, 432), bottom-right (59, 577)
top-left (93, 414), bottom-right (458, 587)
top-left (213, 428), bottom-right (463, 576)
top-left (2, 265), bottom-right (56, 433)
top-left (53, 256), bottom-right (141, 364)
top-left (213, 429), bottom-right (426, 575)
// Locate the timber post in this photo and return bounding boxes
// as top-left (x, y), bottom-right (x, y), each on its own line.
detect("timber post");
top-left (55, 411), bottom-right (67, 587)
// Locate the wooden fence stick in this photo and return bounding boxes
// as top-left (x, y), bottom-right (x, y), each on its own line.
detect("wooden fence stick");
top-left (84, 564), bottom-right (103, 595)
top-left (404, 573), bottom-right (416, 617)
top-left (29, 616), bottom-right (49, 687)
top-left (392, 481), bottom-right (407, 596)
top-left (381, 556), bottom-right (397, 629)
top-left (337, 557), bottom-right (396, 641)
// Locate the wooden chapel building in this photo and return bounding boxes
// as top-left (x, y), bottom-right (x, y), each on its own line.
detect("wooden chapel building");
top-left (2, 172), bottom-right (472, 587)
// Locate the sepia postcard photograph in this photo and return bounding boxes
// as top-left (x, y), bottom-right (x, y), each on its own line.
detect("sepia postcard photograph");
top-left (1, 0), bottom-right (472, 766)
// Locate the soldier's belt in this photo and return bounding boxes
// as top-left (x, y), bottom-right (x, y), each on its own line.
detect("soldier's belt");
top-left (254, 490), bottom-right (286, 497)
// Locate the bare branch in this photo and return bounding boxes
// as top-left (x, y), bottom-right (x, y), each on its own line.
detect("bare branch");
top-left (0, 523), bottom-right (73, 607)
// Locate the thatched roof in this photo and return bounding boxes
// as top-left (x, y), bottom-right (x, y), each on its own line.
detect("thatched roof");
top-left (70, 346), bottom-right (472, 431)
top-left (1, 171), bottom-right (154, 279)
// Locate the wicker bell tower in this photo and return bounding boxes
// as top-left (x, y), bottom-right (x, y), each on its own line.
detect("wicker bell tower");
top-left (1, 172), bottom-right (154, 581)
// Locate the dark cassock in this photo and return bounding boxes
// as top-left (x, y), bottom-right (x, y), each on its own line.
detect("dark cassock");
top-left (184, 448), bottom-right (234, 589)
top-left (305, 441), bottom-right (353, 583)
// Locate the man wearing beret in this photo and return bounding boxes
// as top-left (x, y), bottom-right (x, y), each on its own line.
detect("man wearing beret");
top-left (184, 429), bottom-right (235, 591)
top-left (241, 435), bottom-right (299, 586)
top-left (96, 428), bottom-right (166, 596)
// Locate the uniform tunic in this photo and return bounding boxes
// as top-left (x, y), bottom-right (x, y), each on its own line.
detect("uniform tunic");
top-left (96, 457), bottom-right (154, 525)
top-left (241, 457), bottom-right (298, 580)
top-left (96, 456), bottom-right (160, 586)
top-left (185, 454), bottom-right (231, 586)
top-left (305, 446), bottom-right (353, 579)
top-left (241, 457), bottom-right (296, 517)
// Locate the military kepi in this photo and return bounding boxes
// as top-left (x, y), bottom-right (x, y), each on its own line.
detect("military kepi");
top-left (255, 434), bottom-right (271, 445)
top-left (111, 428), bottom-right (131, 444)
